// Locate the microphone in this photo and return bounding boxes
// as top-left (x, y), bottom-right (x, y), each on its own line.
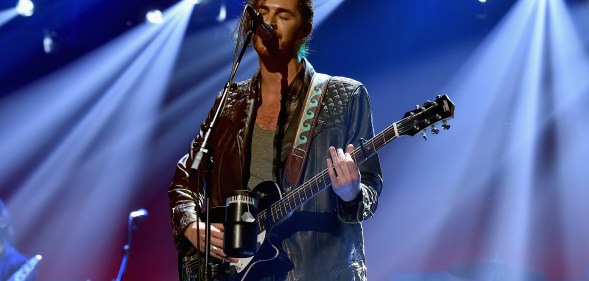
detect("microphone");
top-left (245, 4), bottom-right (277, 47)
top-left (129, 208), bottom-right (148, 220)
top-left (118, 209), bottom-right (148, 281)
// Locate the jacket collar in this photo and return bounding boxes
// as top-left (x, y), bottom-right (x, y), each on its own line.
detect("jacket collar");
top-left (247, 57), bottom-right (316, 102)
top-left (286, 58), bottom-right (316, 102)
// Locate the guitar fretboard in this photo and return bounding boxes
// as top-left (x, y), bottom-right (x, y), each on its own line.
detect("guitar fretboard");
top-left (255, 113), bottom-right (421, 232)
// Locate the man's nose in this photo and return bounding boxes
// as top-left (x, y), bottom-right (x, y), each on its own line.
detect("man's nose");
top-left (269, 18), bottom-right (277, 29)
top-left (263, 14), bottom-right (277, 29)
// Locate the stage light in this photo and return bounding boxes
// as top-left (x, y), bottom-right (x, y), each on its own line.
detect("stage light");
top-left (43, 31), bottom-right (58, 54)
top-left (216, 3), bottom-right (226, 22)
top-left (16, 0), bottom-right (34, 17)
top-left (43, 36), bottom-right (53, 53)
top-left (479, 0), bottom-right (487, 3)
top-left (146, 9), bottom-right (164, 24)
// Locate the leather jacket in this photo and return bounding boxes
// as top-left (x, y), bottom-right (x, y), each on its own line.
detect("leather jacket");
top-left (169, 59), bottom-right (383, 280)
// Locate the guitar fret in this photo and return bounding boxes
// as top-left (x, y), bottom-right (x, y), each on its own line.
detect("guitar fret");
top-left (290, 194), bottom-right (296, 211)
top-left (319, 172), bottom-right (328, 191)
top-left (294, 192), bottom-right (299, 210)
top-left (292, 192), bottom-right (299, 207)
top-left (286, 193), bottom-right (293, 213)
top-left (308, 179), bottom-right (316, 196)
top-left (296, 190), bottom-right (303, 205)
top-left (270, 205), bottom-right (278, 225)
top-left (369, 141), bottom-right (375, 155)
top-left (351, 153), bottom-right (359, 164)
top-left (372, 138), bottom-right (381, 150)
top-left (262, 210), bottom-right (269, 226)
top-left (257, 212), bottom-right (265, 231)
top-left (282, 198), bottom-right (287, 213)
top-left (263, 211), bottom-right (270, 230)
top-left (367, 139), bottom-right (376, 153)
top-left (278, 204), bottom-right (284, 219)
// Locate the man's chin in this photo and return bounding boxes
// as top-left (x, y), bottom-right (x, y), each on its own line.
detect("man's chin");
top-left (257, 47), bottom-right (284, 59)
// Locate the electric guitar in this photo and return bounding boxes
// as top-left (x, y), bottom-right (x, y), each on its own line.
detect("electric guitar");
top-left (181, 95), bottom-right (455, 280)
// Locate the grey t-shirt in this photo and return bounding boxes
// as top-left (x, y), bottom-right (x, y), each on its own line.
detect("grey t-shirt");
top-left (247, 123), bottom-right (276, 189)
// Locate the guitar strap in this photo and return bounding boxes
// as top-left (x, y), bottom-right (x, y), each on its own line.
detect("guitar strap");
top-left (283, 72), bottom-right (331, 188)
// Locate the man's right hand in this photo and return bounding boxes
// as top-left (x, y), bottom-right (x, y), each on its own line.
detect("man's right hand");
top-left (184, 221), bottom-right (239, 262)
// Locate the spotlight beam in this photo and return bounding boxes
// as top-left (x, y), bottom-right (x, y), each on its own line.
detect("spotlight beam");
top-left (0, 2), bottom-right (194, 279)
top-left (0, 8), bottom-right (18, 27)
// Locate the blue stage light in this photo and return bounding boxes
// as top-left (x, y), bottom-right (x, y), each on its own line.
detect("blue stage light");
top-left (146, 9), bottom-right (164, 24)
top-left (16, 0), bottom-right (34, 17)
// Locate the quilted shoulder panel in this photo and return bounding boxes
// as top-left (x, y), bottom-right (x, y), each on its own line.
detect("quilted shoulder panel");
top-left (319, 76), bottom-right (363, 126)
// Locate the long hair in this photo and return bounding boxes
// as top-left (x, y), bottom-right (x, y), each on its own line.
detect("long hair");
top-left (235, 0), bottom-right (314, 59)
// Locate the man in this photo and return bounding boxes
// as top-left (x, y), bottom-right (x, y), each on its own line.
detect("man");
top-left (168, 0), bottom-right (382, 280)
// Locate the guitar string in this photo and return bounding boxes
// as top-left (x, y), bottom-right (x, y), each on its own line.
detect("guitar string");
top-left (262, 120), bottom-right (401, 226)
top-left (256, 103), bottom-right (445, 227)
top-left (260, 118), bottom-right (408, 226)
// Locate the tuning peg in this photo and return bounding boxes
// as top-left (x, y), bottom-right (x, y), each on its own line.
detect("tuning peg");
top-left (422, 130), bottom-right (428, 141)
top-left (423, 100), bottom-right (432, 107)
top-left (415, 105), bottom-right (420, 110)
top-left (431, 125), bottom-right (440, 135)
top-left (442, 120), bottom-right (451, 130)
top-left (437, 95), bottom-right (442, 99)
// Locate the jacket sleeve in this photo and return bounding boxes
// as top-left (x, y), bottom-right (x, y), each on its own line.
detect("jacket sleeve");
top-left (336, 84), bottom-right (383, 223)
top-left (168, 95), bottom-right (223, 249)
top-left (168, 152), bottom-right (203, 249)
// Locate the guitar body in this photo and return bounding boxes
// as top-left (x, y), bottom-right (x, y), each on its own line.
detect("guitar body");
top-left (180, 181), bottom-right (290, 281)
top-left (231, 181), bottom-right (293, 280)
top-left (250, 181), bottom-right (284, 215)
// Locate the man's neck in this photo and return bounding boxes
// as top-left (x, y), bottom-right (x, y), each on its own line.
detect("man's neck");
top-left (258, 56), bottom-right (303, 98)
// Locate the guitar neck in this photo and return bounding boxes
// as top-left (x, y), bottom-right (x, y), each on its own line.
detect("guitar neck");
top-left (256, 121), bottom-right (404, 232)
top-left (255, 94), bottom-right (454, 232)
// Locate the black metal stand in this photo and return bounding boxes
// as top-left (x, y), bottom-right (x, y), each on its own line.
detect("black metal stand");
top-left (190, 24), bottom-right (255, 281)
top-left (116, 209), bottom-right (148, 281)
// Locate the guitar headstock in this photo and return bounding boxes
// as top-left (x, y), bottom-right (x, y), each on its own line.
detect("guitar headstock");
top-left (400, 94), bottom-right (455, 139)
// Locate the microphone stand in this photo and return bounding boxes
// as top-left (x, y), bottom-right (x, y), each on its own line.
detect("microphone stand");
top-left (190, 22), bottom-right (256, 281)
top-left (116, 210), bottom-right (147, 281)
